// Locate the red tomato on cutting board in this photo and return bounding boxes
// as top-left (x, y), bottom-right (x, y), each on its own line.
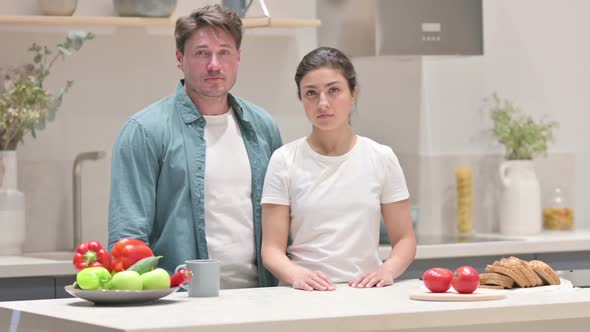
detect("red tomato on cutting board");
top-left (452, 265), bottom-right (480, 294)
top-left (422, 267), bottom-right (454, 293)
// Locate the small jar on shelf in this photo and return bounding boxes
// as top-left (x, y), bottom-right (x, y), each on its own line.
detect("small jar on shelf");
top-left (543, 187), bottom-right (574, 230)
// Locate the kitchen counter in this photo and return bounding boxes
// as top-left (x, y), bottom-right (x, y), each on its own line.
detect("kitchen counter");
top-left (1, 279), bottom-right (589, 332)
top-left (0, 255), bottom-right (75, 278)
top-left (379, 229), bottom-right (590, 260)
top-left (2, 230), bottom-right (590, 279)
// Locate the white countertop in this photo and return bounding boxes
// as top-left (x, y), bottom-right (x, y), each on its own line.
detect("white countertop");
top-left (1, 279), bottom-right (589, 332)
top-left (2, 230), bottom-right (590, 279)
top-left (0, 252), bottom-right (76, 278)
top-left (379, 229), bottom-right (590, 260)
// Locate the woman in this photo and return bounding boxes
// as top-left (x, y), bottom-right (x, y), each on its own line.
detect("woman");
top-left (261, 47), bottom-right (416, 291)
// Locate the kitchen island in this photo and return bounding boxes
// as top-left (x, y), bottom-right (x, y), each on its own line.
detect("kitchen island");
top-left (0, 279), bottom-right (589, 332)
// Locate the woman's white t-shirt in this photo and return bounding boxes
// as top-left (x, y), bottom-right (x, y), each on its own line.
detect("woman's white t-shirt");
top-left (261, 136), bottom-right (409, 283)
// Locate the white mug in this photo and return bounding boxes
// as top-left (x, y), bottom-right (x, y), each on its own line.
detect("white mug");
top-left (175, 259), bottom-right (220, 297)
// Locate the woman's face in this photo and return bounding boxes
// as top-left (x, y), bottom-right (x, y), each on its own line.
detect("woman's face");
top-left (299, 67), bottom-right (357, 132)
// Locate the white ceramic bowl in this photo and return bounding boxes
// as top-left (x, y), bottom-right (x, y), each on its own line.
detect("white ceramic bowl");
top-left (38, 0), bottom-right (78, 16)
top-left (113, 0), bottom-right (178, 18)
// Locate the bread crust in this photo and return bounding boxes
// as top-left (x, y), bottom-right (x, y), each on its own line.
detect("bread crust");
top-left (478, 284), bottom-right (505, 289)
top-left (479, 272), bottom-right (515, 289)
top-left (509, 256), bottom-right (544, 287)
top-left (528, 260), bottom-right (561, 285)
top-left (503, 257), bottom-right (533, 287)
top-left (486, 263), bottom-right (528, 287)
top-left (481, 257), bottom-right (561, 288)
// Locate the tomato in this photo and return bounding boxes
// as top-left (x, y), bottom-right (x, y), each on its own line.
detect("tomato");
top-left (422, 267), bottom-right (454, 293)
top-left (452, 266), bottom-right (480, 294)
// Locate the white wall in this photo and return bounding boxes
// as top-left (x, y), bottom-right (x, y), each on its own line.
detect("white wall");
top-left (0, 0), bottom-right (317, 252)
top-left (350, 56), bottom-right (423, 209)
top-left (420, 0), bottom-right (588, 231)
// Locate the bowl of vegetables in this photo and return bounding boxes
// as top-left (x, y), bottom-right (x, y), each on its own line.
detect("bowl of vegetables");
top-left (67, 239), bottom-right (192, 305)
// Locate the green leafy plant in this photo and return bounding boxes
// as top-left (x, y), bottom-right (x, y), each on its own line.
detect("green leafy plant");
top-left (0, 31), bottom-right (94, 150)
top-left (484, 93), bottom-right (558, 160)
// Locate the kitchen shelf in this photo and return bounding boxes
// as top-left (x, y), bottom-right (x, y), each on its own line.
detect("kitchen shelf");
top-left (0, 16), bottom-right (321, 29)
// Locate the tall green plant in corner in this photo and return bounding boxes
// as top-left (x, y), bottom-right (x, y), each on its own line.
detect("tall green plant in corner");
top-left (484, 93), bottom-right (559, 160)
top-left (0, 31), bottom-right (94, 150)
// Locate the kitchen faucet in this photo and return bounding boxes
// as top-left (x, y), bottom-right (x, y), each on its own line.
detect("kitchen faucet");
top-left (72, 151), bottom-right (107, 250)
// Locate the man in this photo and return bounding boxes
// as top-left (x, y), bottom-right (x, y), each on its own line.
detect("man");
top-left (108, 5), bottom-right (282, 288)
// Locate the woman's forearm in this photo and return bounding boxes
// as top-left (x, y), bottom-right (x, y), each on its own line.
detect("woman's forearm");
top-left (383, 235), bottom-right (417, 279)
top-left (262, 247), bottom-right (303, 285)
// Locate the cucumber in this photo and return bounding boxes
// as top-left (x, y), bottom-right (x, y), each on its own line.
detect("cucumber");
top-left (126, 256), bottom-right (162, 275)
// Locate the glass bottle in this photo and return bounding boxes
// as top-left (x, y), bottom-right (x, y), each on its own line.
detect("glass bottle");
top-left (543, 188), bottom-right (574, 230)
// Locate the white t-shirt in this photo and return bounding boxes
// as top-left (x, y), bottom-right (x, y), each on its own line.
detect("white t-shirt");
top-left (261, 136), bottom-right (409, 283)
top-left (203, 108), bottom-right (258, 289)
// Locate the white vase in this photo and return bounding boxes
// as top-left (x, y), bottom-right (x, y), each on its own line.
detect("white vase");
top-left (0, 150), bottom-right (19, 192)
top-left (0, 151), bottom-right (26, 255)
top-left (498, 160), bottom-right (542, 235)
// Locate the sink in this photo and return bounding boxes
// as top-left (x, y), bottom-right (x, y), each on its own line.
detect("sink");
top-left (23, 251), bottom-right (75, 261)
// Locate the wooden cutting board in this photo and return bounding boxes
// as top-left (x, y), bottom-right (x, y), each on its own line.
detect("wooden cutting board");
top-left (409, 287), bottom-right (507, 301)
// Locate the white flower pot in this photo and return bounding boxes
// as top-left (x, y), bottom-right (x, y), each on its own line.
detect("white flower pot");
top-left (0, 150), bottom-right (18, 192)
top-left (0, 151), bottom-right (26, 255)
top-left (0, 191), bottom-right (25, 255)
top-left (498, 160), bottom-right (542, 235)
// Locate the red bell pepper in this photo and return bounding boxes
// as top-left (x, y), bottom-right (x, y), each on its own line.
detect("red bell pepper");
top-left (72, 240), bottom-right (112, 271)
top-left (111, 238), bottom-right (154, 272)
top-left (170, 268), bottom-right (193, 287)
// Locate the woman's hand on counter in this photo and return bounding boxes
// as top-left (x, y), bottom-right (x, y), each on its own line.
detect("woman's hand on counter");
top-left (291, 268), bottom-right (336, 291)
top-left (348, 265), bottom-right (394, 288)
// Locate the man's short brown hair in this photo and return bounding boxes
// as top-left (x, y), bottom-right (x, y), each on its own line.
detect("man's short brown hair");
top-left (175, 4), bottom-right (243, 54)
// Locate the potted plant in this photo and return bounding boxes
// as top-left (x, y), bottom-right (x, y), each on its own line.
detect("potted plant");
top-left (0, 31), bottom-right (94, 178)
top-left (484, 93), bottom-right (559, 235)
top-left (486, 93), bottom-right (558, 160)
top-left (0, 31), bottom-right (93, 255)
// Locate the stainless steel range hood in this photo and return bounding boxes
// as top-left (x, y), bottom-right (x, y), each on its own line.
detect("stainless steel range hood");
top-left (317, 0), bottom-right (483, 57)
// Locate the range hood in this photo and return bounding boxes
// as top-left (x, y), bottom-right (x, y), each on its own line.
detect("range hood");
top-left (317, 0), bottom-right (483, 57)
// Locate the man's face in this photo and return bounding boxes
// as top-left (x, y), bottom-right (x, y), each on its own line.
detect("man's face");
top-left (176, 27), bottom-right (241, 100)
